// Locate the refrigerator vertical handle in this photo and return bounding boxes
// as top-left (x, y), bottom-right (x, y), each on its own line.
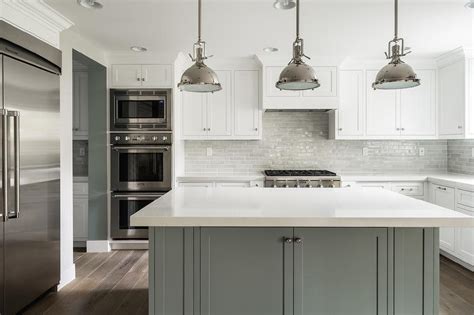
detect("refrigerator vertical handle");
top-left (12, 112), bottom-right (20, 219)
top-left (1, 110), bottom-right (7, 221)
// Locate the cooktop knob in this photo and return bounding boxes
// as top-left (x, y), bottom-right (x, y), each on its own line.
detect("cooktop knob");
top-left (152, 136), bottom-right (158, 141)
top-left (114, 136), bottom-right (120, 141)
top-left (162, 136), bottom-right (168, 141)
top-left (124, 136), bottom-right (130, 141)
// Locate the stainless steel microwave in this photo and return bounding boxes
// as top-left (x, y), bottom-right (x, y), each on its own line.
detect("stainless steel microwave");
top-left (110, 89), bottom-right (171, 131)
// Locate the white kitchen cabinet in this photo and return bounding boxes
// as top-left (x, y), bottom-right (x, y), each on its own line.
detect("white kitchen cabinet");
top-left (73, 71), bottom-right (88, 139)
top-left (437, 48), bottom-right (474, 139)
top-left (399, 70), bottom-right (436, 136)
top-left (454, 206), bottom-right (474, 266)
top-left (180, 69), bottom-right (261, 140)
top-left (73, 182), bottom-right (88, 242)
top-left (179, 182), bottom-right (214, 188)
top-left (234, 70), bottom-right (260, 137)
top-left (261, 64), bottom-right (338, 110)
top-left (207, 71), bottom-right (232, 136)
top-left (429, 184), bottom-right (456, 254)
top-left (331, 70), bottom-right (364, 137)
top-left (215, 182), bottom-right (251, 188)
top-left (111, 64), bottom-right (172, 88)
top-left (178, 179), bottom-right (264, 188)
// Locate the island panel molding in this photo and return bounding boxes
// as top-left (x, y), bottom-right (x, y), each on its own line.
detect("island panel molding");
top-left (149, 227), bottom-right (439, 315)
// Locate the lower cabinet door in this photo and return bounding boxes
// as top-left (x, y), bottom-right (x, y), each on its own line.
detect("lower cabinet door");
top-left (293, 228), bottom-right (388, 315)
top-left (200, 227), bottom-right (293, 315)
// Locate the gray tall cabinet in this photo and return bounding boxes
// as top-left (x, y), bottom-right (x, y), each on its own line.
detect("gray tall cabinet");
top-left (149, 227), bottom-right (438, 315)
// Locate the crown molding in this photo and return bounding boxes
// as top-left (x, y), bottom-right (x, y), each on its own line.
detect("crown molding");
top-left (0, 0), bottom-right (73, 48)
top-left (436, 47), bottom-right (467, 68)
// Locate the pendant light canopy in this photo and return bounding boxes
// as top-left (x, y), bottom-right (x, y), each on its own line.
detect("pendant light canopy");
top-left (372, 0), bottom-right (420, 90)
top-left (178, 0), bottom-right (222, 93)
top-left (276, 0), bottom-right (319, 91)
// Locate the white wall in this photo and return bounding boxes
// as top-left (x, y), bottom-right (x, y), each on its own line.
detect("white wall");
top-left (59, 28), bottom-right (108, 288)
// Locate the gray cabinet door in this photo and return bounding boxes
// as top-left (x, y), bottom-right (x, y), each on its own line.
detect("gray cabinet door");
top-left (199, 227), bottom-right (293, 315)
top-left (293, 228), bottom-right (388, 315)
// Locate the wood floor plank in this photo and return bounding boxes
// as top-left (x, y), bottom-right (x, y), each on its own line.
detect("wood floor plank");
top-left (22, 251), bottom-right (474, 315)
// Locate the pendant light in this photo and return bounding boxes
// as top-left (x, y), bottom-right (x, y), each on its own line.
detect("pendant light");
top-left (372, 0), bottom-right (420, 90)
top-left (273, 0), bottom-right (296, 10)
top-left (276, 0), bottom-right (319, 91)
top-left (178, 0), bottom-right (222, 93)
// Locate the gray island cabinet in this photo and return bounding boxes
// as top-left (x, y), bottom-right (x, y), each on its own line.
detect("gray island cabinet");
top-left (149, 227), bottom-right (438, 315)
top-left (130, 188), bottom-right (473, 315)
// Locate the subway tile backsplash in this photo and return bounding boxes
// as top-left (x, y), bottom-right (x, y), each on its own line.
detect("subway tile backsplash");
top-left (185, 112), bottom-right (449, 175)
top-left (448, 140), bottom-right (474, 175)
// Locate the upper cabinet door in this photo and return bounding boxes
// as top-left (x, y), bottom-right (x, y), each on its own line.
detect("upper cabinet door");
top-left (234, 70), bottom-right (260, 137)
top-left (265, 66), bottom-right (300, 97)
top-left (181, 92), bottom-right (207, 137)
top-left (337, 70), bottom-right (364, 136)
top-left (111, 65), bottom-right (142, 87)
top-left (141, 65), bottom-right (172, 88)
top-left (399, 70), bottom-right (436, 136)
top-left (366, 70), bottom-right (399, 136)
top-left (207, 70), bottom-right (232, 136)
top-left (439, 61), bottom-right (465, 136)
top-left (302, 66), bottom-right (337, 97)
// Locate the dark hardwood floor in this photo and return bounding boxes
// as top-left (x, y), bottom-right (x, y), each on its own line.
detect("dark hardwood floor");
top-left (23, 251), bottom-right (473, 314)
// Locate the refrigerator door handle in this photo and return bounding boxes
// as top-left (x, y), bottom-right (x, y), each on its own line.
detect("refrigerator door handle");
top-left (11, 111), bottom-right (20, 219)
top-left (2, 109), bottom-right (8, 221)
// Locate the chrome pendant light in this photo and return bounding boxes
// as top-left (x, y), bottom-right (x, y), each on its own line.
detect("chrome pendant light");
top-left (273, 0), bottom-right (296, 10)
top-left (178, 0), bottom-right (222, 93)
top-left (372, 0), bottom-right (420, 90)
top-left (276, 0), bottom-right (319, 91)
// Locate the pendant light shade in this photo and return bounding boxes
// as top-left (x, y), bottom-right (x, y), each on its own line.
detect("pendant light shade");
top-left (373, 0), bottom-right (420, 90)
top-left (273, 0), bottom-right (296, 10)
top-left (276, 0), bottom-right (319, 91)
top-left (178, 0), bottom-right (221, 93)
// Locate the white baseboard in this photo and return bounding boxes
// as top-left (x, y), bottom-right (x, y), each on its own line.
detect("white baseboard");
top-left (440, 250), bottom-right (474, 272)
top-left (110, 240), bottom-right (149, 250)
top-left (58, 263), bottom-right (76, 290)
top-left (86, 240), bottom-right (111, 253)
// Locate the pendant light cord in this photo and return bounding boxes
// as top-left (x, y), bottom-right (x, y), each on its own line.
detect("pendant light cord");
top-left (296, 0), bottom-right (300, 39)
top-left (198, 0), bottom-right (202, 42)
top-left (394, 0), bottom-right (398, 39)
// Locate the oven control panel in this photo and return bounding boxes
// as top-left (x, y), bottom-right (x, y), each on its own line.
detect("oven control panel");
top-left (110, 133), bottom-right (172, 145)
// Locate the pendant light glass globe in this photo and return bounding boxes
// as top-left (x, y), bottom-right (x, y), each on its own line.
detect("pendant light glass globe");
top-left (178, 0), bottom-right (221, 93)
top-left (276, 0), bottom-right (319, 91)
top-left (77, 0), bottom-right (103, 9)
top-left (373, 0), bottom-right (420, 90)
top-left (273, 0), bottom-right (296, 10)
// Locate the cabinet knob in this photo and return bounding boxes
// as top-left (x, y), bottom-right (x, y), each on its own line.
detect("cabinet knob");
top-left (396, 128), bottom-right (400, 131)
top-left (401, 128), bottom-right (405, 131)
top-left (141, 78), bottom-right (145, 81)
top-left (207, 128), bottom-right (211, 131)
top-left (136, 78), bottom-right (140, 81)
top-left (203, 128), bottom-right (206, 131)
top-left (254, 128), bottom-right (258, 131)
top-left (294, 237), bottom-right (303, 244)
top-left (458, 125), bottom-right (463, 129)
top-left (284, 237), bottom-right (293, 244)
top-left (338, 128), bottom-right (342, 131)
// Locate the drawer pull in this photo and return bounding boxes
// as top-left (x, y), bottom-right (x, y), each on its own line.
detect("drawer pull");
top-left (400, 188), bottom-right (414, 192)
top-left (437, 186), bottom-right (447, 191)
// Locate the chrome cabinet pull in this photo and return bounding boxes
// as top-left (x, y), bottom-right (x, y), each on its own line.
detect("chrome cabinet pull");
top-left (438, 186), bottom-right (447, 191)
top-left (284, 237), bottom-right (293, 244)
top-left (294, 237), bottom-right (303, 244)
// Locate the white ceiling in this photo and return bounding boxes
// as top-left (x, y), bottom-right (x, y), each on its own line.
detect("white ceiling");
top-left (46, 0), bottom-right (473, 61)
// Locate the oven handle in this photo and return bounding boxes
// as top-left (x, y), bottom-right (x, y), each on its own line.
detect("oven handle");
top-left (112, 146), bottom-right (170, 151)
top-left (112, 194), bottom-right (165, 198)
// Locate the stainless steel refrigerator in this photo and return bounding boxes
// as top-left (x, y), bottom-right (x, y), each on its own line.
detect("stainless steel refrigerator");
top-left (0, 21), bottom-right (61, 314)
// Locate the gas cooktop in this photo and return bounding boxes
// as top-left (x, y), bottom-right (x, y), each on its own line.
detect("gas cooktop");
top-left (264, 170), bottom-right (337, 177)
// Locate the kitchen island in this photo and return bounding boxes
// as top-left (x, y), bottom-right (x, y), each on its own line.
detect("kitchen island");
top-left (130, 187), bottom-right (473, 315)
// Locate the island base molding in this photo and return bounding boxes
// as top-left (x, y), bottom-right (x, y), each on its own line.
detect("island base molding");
top-left (149, 227), bottom-right (439, 315)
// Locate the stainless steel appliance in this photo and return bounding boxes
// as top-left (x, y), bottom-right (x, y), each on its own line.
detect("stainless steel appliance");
top-left (110, 89), bottom-right (171, 131)
top-left (264, 170), bottom-right (341, 188)
top-left (110, 132), bottom-right (172, 192)
top-left (0, 21), bottom-right (60, 314)
top-left (110, 132), bottom-right (171, 239)
top-left (110, 192), bottom-right (164, 239)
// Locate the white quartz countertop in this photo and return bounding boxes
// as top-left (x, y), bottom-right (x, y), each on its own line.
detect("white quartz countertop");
top-left (130, 187), bottom-right (473, 228)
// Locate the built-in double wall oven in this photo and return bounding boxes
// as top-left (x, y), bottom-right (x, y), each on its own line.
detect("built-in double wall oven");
top-left (110, 89), bottom-right (172, 240)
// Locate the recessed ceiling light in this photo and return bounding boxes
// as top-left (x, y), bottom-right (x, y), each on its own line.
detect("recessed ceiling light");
top-left (77, 0), bottom-right (103, 9)
top-left (130, 46), bottom-right (147, 52)
top-left (263, 47), bottom-right (278, 53)
top-left (465, 1), bottom-right (474, 9)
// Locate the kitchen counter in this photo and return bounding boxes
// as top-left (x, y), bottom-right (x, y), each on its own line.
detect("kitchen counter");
top-left (131, 187), bottom-right (472, 227)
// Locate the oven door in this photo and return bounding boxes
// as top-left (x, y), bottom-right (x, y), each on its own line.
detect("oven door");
top-left (111, 145), bottom-right (172, 191)
top-left (111, 193), bottom-right (164, 239)
top-left (114, 95), bottom-right (167, 125)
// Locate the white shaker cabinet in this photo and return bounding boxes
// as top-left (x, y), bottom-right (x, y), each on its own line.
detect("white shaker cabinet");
top-left (73, 182), bottom-right (88, 243)
top-left (234, 70), bottom-right (260, 137)
top-left (429, 184), bottom-right (456, 254)
top-left (111, 64), bottom-right (172, 88)
top-left (366, 70), bottom-right (399, 137)
top-left (73, 71), bottom-right (88, 139)
top-left (455, 206), bottom-right (474, 266)
top-left (399, 70), bottom-right (436, 136)
top-left (180, 68), bottom-right (261, 140)
top-left (331, 70), bottom-right (364, 137)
